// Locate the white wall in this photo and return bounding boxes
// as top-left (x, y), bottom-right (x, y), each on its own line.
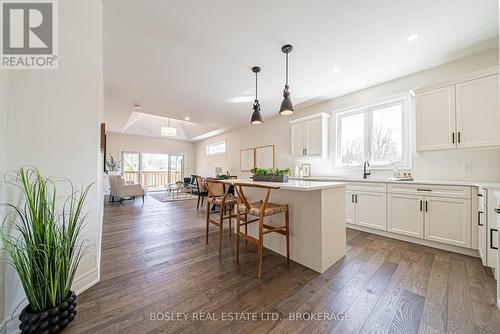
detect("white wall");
top-left (0, 71), bottom-right (9, 333)
top-left (195, 49), bottom-right (500, 182)
top-left (1, 0), bottom-right (103, 331)
top-left (106, 132), bottom-right (196, 176)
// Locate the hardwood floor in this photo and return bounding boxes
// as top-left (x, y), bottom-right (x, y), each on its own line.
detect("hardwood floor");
top-left (66, 195), bottom-right (500, 334)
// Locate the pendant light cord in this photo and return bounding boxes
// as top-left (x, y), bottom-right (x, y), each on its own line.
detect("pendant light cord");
top-left (255, 71), bottom-right (258, 100)
top-left (285, 52), bottom-right (289, 87)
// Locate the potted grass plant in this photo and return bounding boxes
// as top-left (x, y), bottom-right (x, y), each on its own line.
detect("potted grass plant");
top-left (1, 167), bottom-right (91, 334)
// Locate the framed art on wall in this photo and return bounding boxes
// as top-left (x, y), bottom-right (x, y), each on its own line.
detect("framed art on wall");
top-left (301, 163), bottom-right (311, 177)
top-left (255, 145), bottom-right (275, 169)
top-left (240, 148), bottom-right (255, 171)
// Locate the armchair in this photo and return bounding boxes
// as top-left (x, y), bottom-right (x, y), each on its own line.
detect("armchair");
top-left (109, 175), bottom-right (145, 204)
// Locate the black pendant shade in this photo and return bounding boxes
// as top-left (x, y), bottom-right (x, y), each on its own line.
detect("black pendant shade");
top-left (251, 100), bottom-right (263, 125)
top-left (279, 44), bottom-right (294, 116)
top-left (251, 66), bottom-right (263, 125)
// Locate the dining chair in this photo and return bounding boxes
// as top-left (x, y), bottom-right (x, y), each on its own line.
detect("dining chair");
top-left (234, 183), bottom-right (290, 278)
top-left (205, 179), bottom-right (238, 254)
top-left (196, 176), bottom-right (208, 210)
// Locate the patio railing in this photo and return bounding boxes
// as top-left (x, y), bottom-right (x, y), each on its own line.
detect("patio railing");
top-left (122, 171), bottom-right (183, 191)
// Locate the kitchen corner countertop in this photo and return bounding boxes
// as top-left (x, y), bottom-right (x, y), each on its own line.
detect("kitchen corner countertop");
top-left (289, 176), bottom-right (500, 189)
top-left (224, 178), bottom-right (346, 191)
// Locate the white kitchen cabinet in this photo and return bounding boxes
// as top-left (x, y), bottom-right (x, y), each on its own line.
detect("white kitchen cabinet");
top-left (456, 74), bottom-right (500, 149)
top-left (424, 196), bottom-right (471, 248)
top-left (487, 190), bottom-right (499, 271)
top-left (291, 122), bottom-right (305, 157)
top-left (415, 68), bottom-right (500, 152)
top-left (290, 113), bottom-right (329, 158)
top-left (471, 188), bottom-right (488, 266)
top-left (355, 191), bottom-right (387, 231)
top-left (345, 184), bottom-right (386, 231)
top-left (305, 117), bottom-right (323, 156)
top-left (415, 85), bottom-right (456, 151)
top-left (388, 193), bottom-right (424, 238)
top-left (345, 190), bottom-right (355, 225)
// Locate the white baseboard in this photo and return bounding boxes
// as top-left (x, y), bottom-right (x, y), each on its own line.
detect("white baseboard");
top-left (73, 267), bottom-right (100, 295)
top-left (347, 224), bottom-right (480, 258)
top-left (4, 267), bottom-right (100, 334)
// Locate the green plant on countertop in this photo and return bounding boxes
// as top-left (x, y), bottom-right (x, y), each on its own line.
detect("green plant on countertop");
top-left (251, 167), bottom-right (291, 176)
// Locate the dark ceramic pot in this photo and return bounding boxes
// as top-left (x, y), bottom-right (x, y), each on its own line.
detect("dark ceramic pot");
top-left (19, 291), bottom-right (77, 334)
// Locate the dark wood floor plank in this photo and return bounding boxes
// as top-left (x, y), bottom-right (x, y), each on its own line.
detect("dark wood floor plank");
top-left (331, 261), bottom-right (398, 333)
top-left (447, 256), bottom-right (475, 333)
top-left (358, 261), bottom-right (413, 333)
top-left (388, 289), bottom-right (425, 334)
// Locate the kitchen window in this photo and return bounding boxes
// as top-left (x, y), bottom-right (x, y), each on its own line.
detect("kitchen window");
top-left (334, 97), bottom-right (410, 168)
top-left (206, 140), bottom-right (226, 156)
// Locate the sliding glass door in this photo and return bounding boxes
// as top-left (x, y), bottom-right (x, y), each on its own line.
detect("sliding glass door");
top-left (122, 152), bottom-right (140, 184)
top-left (121, 152), bottom-right (184, 191)
top-left (142, 153), bottom-right (170, 191)
top-left (169, 155), bottom-right (184, 183)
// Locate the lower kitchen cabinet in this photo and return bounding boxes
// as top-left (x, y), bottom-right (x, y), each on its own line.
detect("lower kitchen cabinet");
top-left (346, 182), bottom-right (476, 253)
top-left (346, 190), bottom-right (387, 231)
top-left (388, 193), bottom-right (424, 238)
top-left (424, 196), bottom-right (471, 248)
top-left (345, 190), bottom-right (355, 225)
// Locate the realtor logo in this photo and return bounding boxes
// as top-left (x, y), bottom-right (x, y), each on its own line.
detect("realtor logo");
top-left (1, 0), bottom-right (58, 69)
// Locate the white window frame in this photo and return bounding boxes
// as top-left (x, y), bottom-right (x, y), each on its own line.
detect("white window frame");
top-left (333, 94), bottom-right (411, 169)
top-left (206, 140), bottom-right (226, 156)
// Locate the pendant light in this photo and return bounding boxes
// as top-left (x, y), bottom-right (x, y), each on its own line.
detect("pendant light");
top-left (161, 118), bottom-right (177, 136)
top-left (279, 44), bottom-right (294, 116)
top-left (250, 66), bottom-right (263, 125)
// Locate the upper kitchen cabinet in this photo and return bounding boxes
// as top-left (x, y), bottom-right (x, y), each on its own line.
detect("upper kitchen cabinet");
top-left (456, 74), bottom-right (500, 149)
top-left (415, 67), bottom-right (500, 152)
top-left (415, 85), bottom-right (456, 151)
top-left (290, 113), bottom-right (330, 158)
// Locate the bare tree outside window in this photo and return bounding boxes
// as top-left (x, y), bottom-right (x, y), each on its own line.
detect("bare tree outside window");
top-left (335, 98), bottom-right (408, 168)
top-left (341, 138), bottom-right (364, 165)
top-left (372, 126), bottom-right (398, 162)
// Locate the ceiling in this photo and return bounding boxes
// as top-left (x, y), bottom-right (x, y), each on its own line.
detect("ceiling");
top-left (103, 0), bottom-right (498, 141)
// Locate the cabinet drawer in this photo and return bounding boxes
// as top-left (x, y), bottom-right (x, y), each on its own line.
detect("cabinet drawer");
top-left (388, 184), bottom-right (471, 199)
top-left (346, 182), bottom-right (387, 193)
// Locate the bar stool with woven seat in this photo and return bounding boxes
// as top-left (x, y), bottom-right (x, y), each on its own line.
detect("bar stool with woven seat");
top-left (205, 180), bottom-right (238, 254)
top-left (234, 183), bottom-right (290, 278)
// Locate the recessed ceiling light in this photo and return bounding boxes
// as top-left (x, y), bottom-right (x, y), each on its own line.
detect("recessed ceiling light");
top-left (357, 81), bottom-right (365, 86)
top-left (229, 96), bottom-right (254, 103)
top-left (332, 67), bottom-right (340, 73)
top-left (406, 32), bottom-right (420, 41)
top-left (184, 116), bottom-right (190, 121)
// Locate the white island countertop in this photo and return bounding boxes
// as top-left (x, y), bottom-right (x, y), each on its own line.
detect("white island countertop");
top-left (224, 178), bottom-right (346, 192)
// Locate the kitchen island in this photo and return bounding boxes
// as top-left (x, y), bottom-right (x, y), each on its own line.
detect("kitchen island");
top-left (225, 179), bottom-right (346, 273)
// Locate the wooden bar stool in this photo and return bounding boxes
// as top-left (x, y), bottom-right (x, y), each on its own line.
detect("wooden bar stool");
top-left (235, 183), bottom-right (290, 278)
top-left (205, 180), bottom-right (238, 254)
